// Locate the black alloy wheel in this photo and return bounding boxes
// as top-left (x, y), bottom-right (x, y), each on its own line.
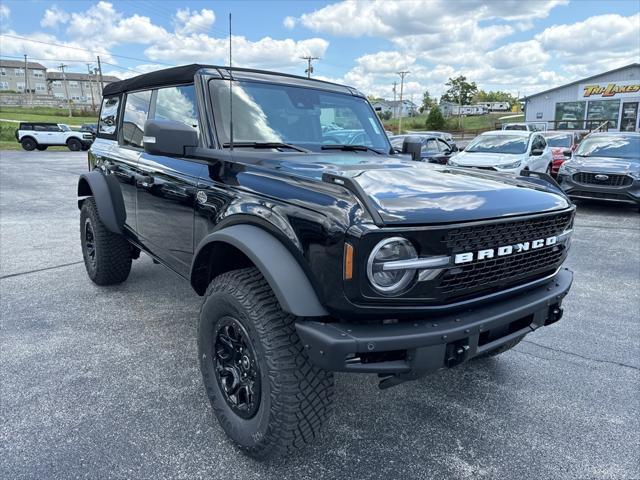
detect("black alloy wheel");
top-left (67, 138), bottom-right (82, 151)
top-left (214, 316), bottom-right (261, 419)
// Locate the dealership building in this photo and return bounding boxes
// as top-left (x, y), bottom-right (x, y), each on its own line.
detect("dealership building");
top-left (523, 63), bottom-right (640, 132)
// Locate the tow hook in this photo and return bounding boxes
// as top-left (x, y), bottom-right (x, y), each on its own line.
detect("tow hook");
top-left (545, 304), bottom-right (563, 326)
top-left (445, 341), bottom-right (470, 368)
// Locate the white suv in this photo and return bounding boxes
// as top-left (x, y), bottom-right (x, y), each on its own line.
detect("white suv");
top-left (15, 122), bottom-right (94, 151)
top-left (448, 130), bottom-right (553, 174)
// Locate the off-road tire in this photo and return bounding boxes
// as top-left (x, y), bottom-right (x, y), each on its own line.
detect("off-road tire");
top-left (80, 198), bottom-right (132, 285)
top-left (476, 336), bottom-right (523, 358)
top-left (36, 145), bottom-right (48, 151)
top-left (21, 137), bottom-right (36, 151)
top-left (67, 138), bottom-right (82, 151)
top-left (198, 267), bottom-right (334, 459)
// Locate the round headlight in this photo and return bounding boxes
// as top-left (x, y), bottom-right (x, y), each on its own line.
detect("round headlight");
top-left (366, 237), bottom-right (418, 295)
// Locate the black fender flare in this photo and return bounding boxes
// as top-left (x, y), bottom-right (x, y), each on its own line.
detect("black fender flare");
top-left (77, 171), bottom-right (126, 234)
top-left (191, 224), bottom-right (328, 317)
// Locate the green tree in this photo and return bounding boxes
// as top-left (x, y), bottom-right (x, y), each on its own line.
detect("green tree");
top-left (441, 76), bottom-right (478, 105)
top-left (473, 89), bottom-right (517, 106)
top-left (425, 106), bottom-right (446, 130)
top-left (420, 90), bottom-right (437, 113)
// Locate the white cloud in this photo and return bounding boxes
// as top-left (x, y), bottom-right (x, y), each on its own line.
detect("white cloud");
top-left (0, 4), bottom-right (10, 21)
top-left (297, 0), bottom-right (566, 38)
top-left (174, 8), bottom-right (215, 35)
top-left (0, 30), bottom-right (116, 67)
top-left (535, 13), bottom-right (640, 76)
top-left (41, 6), bottom-right (70, 28)
top-left (145, 35), bottom-right (328, 69)
top-left (283, 16), bottom-right (296, 29)
top-left (103, 63), bottom-right (167, 80)
top-left (356, 51), bottom-right (415, 73)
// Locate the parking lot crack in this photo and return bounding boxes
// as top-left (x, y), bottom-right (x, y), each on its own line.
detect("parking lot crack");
top-left (521, 339), bottom-right (639, 372)
top-left (0, 261), bottom-right (84, 280)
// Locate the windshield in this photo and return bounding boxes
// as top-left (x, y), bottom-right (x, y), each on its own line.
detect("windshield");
top-left (544, 134), bottom-right (572, 148)
top-left (575, 135), bottom-right (640, 161)
top-left (209, 79), bottom-right (390, 153)
top-left (58, 124), bottom-right (70, 132)
top-left (466, 135), bottom-right (528, 154)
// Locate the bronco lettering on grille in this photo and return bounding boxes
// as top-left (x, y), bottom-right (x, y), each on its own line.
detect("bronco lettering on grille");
top-left (454, 236), bottom-right (558, 264)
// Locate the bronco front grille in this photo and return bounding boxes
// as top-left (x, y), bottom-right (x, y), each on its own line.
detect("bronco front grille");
top-left (438, 245), bottom-right (565, 297)
top-left (443, 211), bottom-right (573, 254)
top-left (573, 172), bottom-right (632, 187)
top-left (436, 211), bottom-right (573, 300)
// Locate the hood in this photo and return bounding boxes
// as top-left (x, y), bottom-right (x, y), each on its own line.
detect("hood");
top-left (454, 151), bottom-right (523, 167)
top-left (567, 156), bottom-right (640, 175)
top-left (255, 152), bottom-right (569, 225)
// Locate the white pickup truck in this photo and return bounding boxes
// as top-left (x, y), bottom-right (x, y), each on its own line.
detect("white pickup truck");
top-left (15, 122), bottom-right (94, 151)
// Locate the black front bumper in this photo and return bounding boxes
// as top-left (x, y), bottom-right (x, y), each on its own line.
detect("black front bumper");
top-left (296, 268), bottom-right (573, 375)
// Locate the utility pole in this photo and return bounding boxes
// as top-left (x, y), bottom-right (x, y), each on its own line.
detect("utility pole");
top-left (301, 56), bottom-right (319, 78)
top-left (86, 63), bottom-right (96, 112)
top-left (396, 70), bottom-right (409, 134)
top-left (96, 55), bottom-right (104, 92)
top-left (59, 64), bottom-right (72, 118)
top-left (23, 54), bottom-right (30, 107)
top-left (392, 81), bottom-right (397, 120)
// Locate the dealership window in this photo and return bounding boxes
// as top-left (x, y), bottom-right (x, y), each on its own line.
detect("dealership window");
top-left (98, 96), bottom-right (120, 135)
top-left (121, 90), bottom-right (152, 148)
top-left (586, 100), bottom-right (620, 129)
top-left (554, 102), bottom-right (585, 129)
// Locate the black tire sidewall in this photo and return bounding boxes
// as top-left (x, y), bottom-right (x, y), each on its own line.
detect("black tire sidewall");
top-left (80, 202), bottom-right (98, 280)
top-left (21, 138), bottom-right (36, 151)
top-left (199, 290), bottom-right (273, 450)
top-left (68, 138), bottom-right (82, 151)
top-left (36, 145), bottom-right (48, 151)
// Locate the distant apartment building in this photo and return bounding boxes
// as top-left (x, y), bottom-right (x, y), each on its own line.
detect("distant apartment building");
top-left (0, 60), bottom-right (48, 94)
top-left (0, 59), bottom-right (120, 107)
top-left (46, 72), bottom-right (120, 107)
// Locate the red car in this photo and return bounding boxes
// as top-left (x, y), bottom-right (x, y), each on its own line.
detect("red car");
top-left (541, 131), bottom-right (585, 177)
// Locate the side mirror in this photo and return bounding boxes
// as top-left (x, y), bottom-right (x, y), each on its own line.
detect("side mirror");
top-left (531, 148), bottom-right (544, 156)
top-left (402, 136), bottom-right (423, 161)
top-left (143, 119), bottom-right (198, 156)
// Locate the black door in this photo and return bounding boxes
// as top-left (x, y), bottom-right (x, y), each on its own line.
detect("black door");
top-left (105, 146), bottom-right (141, 231)
top-left (135, 154), bottom-right (205, 275)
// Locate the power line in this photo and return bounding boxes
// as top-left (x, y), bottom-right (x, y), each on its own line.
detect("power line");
top-left (0, 55), bottom-right (145, 75)
top-left (0, 33), bottom-right (175, 66)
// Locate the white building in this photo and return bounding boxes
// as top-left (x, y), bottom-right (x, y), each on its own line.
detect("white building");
top-left (0, 60), bottom-right (47, 93)
top-left (523, 63), bottom-right (640, 132)
top-left (46, 71), bottom-right (120, 108)
top-left (371, 99), bottom-right (418, 118)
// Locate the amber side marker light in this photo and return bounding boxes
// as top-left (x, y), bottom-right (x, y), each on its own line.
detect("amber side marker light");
top-left (344, 243), bottom-right (354, 280)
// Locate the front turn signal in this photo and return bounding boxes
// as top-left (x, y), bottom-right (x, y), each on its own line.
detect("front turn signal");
top-left (344, 243), bottom-right (354, 280)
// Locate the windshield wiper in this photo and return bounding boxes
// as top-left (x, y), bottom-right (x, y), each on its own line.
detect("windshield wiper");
top-left (321, 144), bottom-right (382, 154)
top-left (222, 142), bottom-right (309, 153)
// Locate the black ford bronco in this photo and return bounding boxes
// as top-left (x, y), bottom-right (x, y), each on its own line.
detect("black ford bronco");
top-left (78, 64), bottom-right (574, 458)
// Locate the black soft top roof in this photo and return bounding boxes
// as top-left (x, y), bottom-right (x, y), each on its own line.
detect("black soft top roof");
top-left (102, 63), bottom-right (358, 97)
top-left (103, 64), bottom-right (208, 96)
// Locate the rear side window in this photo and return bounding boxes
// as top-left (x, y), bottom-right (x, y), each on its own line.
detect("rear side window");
top-left (121, 90), bottom-right (152, 148)
top-left (154, 85), bottom-right (199, 134)
top-left (98, 96), bottom-right (120, 136)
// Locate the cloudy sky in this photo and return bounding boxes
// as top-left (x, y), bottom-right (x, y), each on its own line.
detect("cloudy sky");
top-left (0, 0), bottom-right (638, 100)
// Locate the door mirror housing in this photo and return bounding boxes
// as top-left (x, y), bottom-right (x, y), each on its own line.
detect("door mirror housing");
top-left (530, 148), bottom-right (544, 156)
top-left (402, 136), bottom-right (423, 161)
top-left (143, 119), bottom-right (198, 156)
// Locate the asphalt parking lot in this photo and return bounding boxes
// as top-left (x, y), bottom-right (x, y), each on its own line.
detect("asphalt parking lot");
top-left (1, 150), bottom-right (639, 480)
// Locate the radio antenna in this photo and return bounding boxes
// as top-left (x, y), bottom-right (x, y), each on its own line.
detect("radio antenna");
top-left (228, 12), bottom-right (234, 151)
